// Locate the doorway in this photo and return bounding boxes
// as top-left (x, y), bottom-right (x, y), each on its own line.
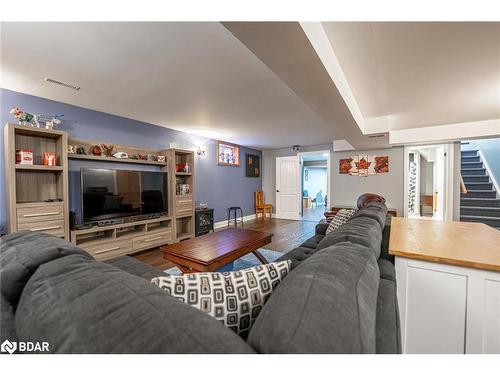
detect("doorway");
top-left (299, 151), bottom-right (331, 222)
top-left (404, 144), bottom-right (450, 220)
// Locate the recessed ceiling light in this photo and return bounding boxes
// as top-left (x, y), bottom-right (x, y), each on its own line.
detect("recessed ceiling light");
top-left (44, 77), bottom-right (80, 91)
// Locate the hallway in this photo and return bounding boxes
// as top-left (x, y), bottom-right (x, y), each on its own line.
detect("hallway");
top-left (302, 204), bottom-right (327, 222)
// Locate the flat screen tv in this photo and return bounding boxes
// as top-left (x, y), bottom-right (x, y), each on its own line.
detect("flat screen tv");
top-left (81, 168), bottom-right (168, 224)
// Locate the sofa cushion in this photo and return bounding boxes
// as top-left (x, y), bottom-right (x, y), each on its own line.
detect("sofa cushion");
top-left (316, 216), bottom-right (383, 259)
top-left (378, 258), bottom-right (396, 282)
top-left (315, 221), bottom-right (329, 236)
top-left (350, 202), bottom-right (388, 230)
top-left (248, 242), bottom-right (380, 353)
top-left (0, 231), bottom-right (93, 307)
top-left (106, 256), bottom-right (166, 280)
top-left (376, 278), bottom-right (401, 353)
top-left (151, 260), bottom-right (291, 339)
top-left (1, 292), bottom-right (17, 346)
top-left (14, 254), bottom-right (254, 353)
top-left (299, 234), bottom-right (324, 249)
top-left (275, 246), bottom-right (317, 269)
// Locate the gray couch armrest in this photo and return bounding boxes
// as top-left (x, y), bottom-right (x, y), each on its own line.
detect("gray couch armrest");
top-left (315, 222), bottom-right (329, 235)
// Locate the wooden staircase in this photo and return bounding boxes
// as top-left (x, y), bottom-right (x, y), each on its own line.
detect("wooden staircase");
top-left (460, 149), bottom-right (500, 229)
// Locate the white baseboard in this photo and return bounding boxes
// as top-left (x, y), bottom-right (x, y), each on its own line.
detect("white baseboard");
top-left (213, 213), bottom-right (274, 229)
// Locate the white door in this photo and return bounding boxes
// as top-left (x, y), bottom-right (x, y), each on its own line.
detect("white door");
top-left (276, 156), bottom-right (300, 220)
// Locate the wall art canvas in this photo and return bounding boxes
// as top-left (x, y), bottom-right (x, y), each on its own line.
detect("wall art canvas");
top-left (217, 141), bottom-right (240, 166)
top-left (245, 153), bottom-right (260, 177)
top-left (339, 154), bottom-right (389, 177)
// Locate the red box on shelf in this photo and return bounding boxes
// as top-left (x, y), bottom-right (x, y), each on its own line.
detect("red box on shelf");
top-left (15, 149), bottom-right (33, 165)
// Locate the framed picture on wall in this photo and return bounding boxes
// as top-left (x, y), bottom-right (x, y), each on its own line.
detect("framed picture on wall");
top-left (217, 141), bottom-right (240, 166)
top-left (245, 153), bottom-right (260, 177)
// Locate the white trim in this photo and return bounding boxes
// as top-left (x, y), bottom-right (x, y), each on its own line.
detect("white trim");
top-left (213, 214), bottom-right (271, 230)
top-left (478, 150), bottom-right (500, 197)
top-left (390, 119), bottom-right (500, 145)
top-left (403, 143), bottom-right (455, 221)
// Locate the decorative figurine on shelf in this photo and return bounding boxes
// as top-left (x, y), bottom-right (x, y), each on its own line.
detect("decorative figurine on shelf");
top-left (147, 154), bottom-right (156, 162)
top-left (67, 145), bottom-right (77, 154)
top-left (157, 155), bottom-right (166, 163)
top-left (138, 154), bottom-right (147, 160)
top-left (44, 115), bottom-right (63, 130)
top-left (101, 144), bottom-right (115, 157)
top-left (76, 146), bottom-right (86, 155)
top-left (90, 145), bottom-right (102, 156)
top-left (10, 107), bottom-right (36, 127)
top-left (129, 155), bottom-right (138, 160)
top-left (113, 152), bottom-right (128, 159)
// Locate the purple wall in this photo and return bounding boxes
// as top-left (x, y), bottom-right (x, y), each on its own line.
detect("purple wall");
top-left (0, 88), bottom-right (262, 230)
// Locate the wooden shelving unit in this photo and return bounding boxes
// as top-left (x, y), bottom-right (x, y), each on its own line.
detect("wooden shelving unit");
top-left (4, 123), bottom-right (69, 240)
top-left (70, 216), bottom-right (173, 261)
top-left (4, 125), bottom-right (196, 255)
top-left (165, 148), bottom-right (195, 242)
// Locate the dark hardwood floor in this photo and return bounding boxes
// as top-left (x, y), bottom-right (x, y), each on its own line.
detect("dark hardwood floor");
top-left (132, 218), bottom-right (316, 270)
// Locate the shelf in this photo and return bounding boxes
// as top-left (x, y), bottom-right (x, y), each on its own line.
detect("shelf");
top-left (15, 164), bottom-right (63, 171)
top-left (68, 153), bottom-right (167, 166)
top-left (16, 200), bottom-right (64, 207)
top-left (13, 124), bottom-right (66, 139)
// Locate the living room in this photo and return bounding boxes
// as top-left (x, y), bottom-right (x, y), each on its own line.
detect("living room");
top-left (1, 1), bottom-right (500, 374)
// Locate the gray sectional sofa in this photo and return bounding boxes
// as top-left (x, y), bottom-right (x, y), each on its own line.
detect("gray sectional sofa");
top-left (0, 201), bottom-right (400, 354)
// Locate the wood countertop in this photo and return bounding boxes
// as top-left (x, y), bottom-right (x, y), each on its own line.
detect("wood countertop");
top-left (389, 217), bottom-right (500, 272)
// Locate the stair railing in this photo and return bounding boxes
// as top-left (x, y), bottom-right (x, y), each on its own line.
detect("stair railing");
top-left (460, 175), bottom-right (468, 195)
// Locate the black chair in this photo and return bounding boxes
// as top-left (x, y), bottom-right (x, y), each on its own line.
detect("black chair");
top-left (227, 206), bottom-right (244, 227)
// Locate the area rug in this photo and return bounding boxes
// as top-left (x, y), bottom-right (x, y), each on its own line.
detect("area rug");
top-left (164, 248), bottom-right (283, 275)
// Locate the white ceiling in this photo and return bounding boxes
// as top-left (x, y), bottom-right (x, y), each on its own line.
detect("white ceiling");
top-left (0, 22), bottom-right (333, 150)
top-left (1, 22), bottom-right (499, 150)
top-left (322, 22), bottom-right (500, 130)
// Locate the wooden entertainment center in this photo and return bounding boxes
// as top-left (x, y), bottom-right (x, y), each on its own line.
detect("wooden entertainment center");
top-left (4, 123), bottom-right (195, 261)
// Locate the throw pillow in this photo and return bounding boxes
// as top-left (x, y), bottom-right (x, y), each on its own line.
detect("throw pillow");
top-left (151, 260), bottom-right (292, 338)
top-left (325, 208), bottom-right (357, 234)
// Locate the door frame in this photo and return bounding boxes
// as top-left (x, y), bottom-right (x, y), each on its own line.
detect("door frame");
top-left (275, 155), bottom-right (301, 220)
top-left (297, 150), bottom-right (332, 218)
top-left (403, 143), bottom-right (455, 221)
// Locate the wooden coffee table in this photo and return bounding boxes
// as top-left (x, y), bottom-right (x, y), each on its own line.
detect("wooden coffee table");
top-left (160, 228), bottom-right (273, 273)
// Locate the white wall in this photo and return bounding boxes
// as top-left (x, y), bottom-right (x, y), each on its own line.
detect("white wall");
top-left (263, 144), bottom-right (405, 216)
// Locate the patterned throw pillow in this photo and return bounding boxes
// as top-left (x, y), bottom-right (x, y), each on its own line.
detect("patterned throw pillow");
top-left (325, 208), bottom-right (357, 234)
top-left (151, 260), bottom-right (292, 338)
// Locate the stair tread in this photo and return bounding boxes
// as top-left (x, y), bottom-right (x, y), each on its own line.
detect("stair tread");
top-left (460, 215), bottom-right (500, 221)
top-left (461, 206), bottom-right (500, 211)
top-left (461, 197), bottom-right (499, 201)
top-left (463, 189), bottom-right (496, 193)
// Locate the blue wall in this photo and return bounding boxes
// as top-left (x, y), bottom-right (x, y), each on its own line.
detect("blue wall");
top-left (462, 138), bottom-right (500, 189)
top-left (0, 88), bottom-right (262, 230)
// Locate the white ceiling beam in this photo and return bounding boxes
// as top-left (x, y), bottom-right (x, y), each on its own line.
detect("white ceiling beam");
top-left (300, 22), bottom-right (365, 133)
top-left (389, 119), bottom-right (500, 145)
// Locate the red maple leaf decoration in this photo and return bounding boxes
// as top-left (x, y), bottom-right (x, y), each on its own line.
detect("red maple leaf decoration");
top-left (355, 157), bottom-right (371, 170)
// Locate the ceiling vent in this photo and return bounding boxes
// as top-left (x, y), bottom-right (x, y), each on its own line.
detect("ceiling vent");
top-left (44, 77), bottom-right (80, 91)
top-left (368, 133), bottom-right (387, 139)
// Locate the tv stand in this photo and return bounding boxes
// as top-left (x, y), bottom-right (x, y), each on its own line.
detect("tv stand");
top-left (70, 216), bottom-right (173, 260)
